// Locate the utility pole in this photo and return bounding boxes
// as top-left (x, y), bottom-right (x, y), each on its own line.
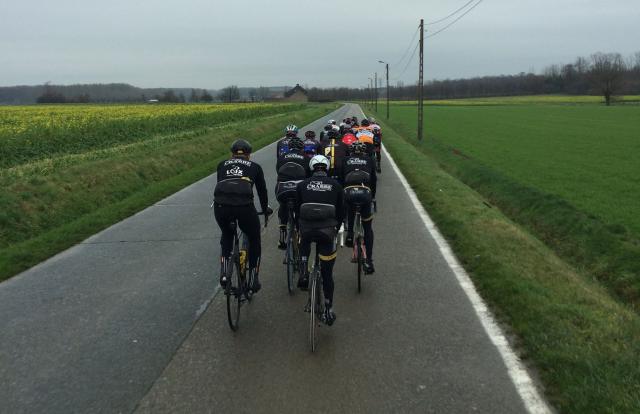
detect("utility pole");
top-left (374, 72), bottom-right (378, 111)
top-left (368, 77), bottom-right (373, 108)
top-left (379, 60), bottom-right (389, 119)
top-left (418, 18), bottom-right (425, 141)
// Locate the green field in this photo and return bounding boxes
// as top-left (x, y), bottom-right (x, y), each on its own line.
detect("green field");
top-left (0, 102), bottom-right (337, 280)
top-left (388, 104), bottom-right (640, 234)
top-left (368, 101), bottom-right (640, 308)
top-left (382, 94), bottom-right (640, 106)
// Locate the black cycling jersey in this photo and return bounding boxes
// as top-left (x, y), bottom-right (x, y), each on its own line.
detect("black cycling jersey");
top-left (296, 171), bottom-right (344, 230)
top-left (341, 154), bottom-right (377, 198)
top-left (320, 138), bottom-right (349, 180)
top-left (214, 157), bottom-right (268, 212)
top-left (276, 150), bottom-right (309, 181)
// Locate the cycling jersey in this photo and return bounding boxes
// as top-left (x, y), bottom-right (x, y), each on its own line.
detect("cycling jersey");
top-left (214, 157), bottom-right (268, 211)
top-left (341, 153), bottom-right (377, 198)
top-left (302, 138), bottom-right (320, 160)
top-left (320, 138), bottom-right (349, 180)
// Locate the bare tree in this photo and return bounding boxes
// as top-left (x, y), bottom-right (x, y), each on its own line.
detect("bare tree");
top-left (589, 52), bottom-right (626, 105)
top-left (217, 85), bottom-right (240, 103)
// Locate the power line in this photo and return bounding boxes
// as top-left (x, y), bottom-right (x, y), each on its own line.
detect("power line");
top-left (392, 41), bottom-right (420, 81)
top-left (425, 0), bottom-right (476, 26)
top-left (393, 25), bottom-right (421, 67)
top-left (426, 0), bottom-right (484, 39)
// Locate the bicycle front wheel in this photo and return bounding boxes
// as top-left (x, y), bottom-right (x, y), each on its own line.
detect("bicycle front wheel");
top-left (226, 256), bottom-right (242, 331)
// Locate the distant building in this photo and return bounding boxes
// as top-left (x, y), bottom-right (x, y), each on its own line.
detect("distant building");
top-left (283, 84), bottom-right (308, 102)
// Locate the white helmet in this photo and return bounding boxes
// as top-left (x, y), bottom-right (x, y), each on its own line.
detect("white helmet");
top-left (309, 155), bottom-right (329, 170)
top-left (329, 119), bottom-right (336, 125)
top-left (331, 125), bottom-right (340, 132)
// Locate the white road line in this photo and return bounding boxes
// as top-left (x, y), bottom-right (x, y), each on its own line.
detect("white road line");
top-left (382, 144), bottom-right (552, 414)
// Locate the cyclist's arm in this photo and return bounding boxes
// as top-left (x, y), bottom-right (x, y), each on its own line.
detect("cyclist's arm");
top-left (335, 182), bottom-right (344, 226)
top-left (254, 164), bottom-right (269, 213)
top-left (370, 158), bottom-right (377, 199)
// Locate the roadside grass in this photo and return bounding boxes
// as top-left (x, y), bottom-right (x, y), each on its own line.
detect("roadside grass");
top-left (366, 104), bottom-right (640, 309)
top-left (0, 103), bottom-right (338, 281)
top-left (375, 115), bottom-right (640, 413)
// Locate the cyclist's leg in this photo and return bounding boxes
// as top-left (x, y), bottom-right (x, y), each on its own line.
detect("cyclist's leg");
top-left (345, 202), bottom-right (355, 246)
top-left (361, 202), bottom-right (375, 273)
top-left (298, 230), bottom-right (312, 289)
top-left (236, 205), bottom-right (262, 289)
top-left (214, 204), bottom-right (235, 285)
top-left (318, 229), bottom-right (337, 324)
top-left (277, 198), bottom-right (288, 249)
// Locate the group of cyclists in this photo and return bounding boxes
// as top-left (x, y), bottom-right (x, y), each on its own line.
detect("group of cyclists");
top-left (212, 114), bottom-right (383, 327)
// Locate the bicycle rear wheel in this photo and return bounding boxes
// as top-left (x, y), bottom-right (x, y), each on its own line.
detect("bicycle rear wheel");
top-left (309, 273), bottom-right (320, 352)
top-left (286, 222), bottom-right (295, 294)
top-left (356, 236), bottom-right (363, 293)
top-left (226, 255), bottom-right (242, 331)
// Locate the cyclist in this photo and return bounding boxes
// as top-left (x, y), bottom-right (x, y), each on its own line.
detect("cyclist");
top-left (296, 155), bottom-right (344, 325)
top-left (371, 121), bottom-right (382, 172)
top-left (277, 124), bottom-right (299, 157)
top-left (354, 118), bottom-right (376, 156)
top-left (319, 122), bottom-right (333, 143)
top-left (351, 116), bottom-right (359, 127)
top-left (302, 130), bottom-right (320, 161)
top-left (320, 128), bottom-right (349, 181)
top-left (275, 137), bottom-right (309, 249)
top-left (341, 141), bottom-right (377, 274)
top-left (213, 139), bottom-right (272, 292)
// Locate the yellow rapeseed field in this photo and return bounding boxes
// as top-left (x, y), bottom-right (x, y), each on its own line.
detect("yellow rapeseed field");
top-left (0, 103), bottom-right (303, 168)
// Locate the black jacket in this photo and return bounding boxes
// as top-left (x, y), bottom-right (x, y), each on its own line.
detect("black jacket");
top-left (341, 154), bottom-right (377, 198)
top-left (276, 150), bottom-right (310, 182)
top-left (214, 157), bottom-right (268, 211)
top-left (296, 171), bottom-right (344, 230)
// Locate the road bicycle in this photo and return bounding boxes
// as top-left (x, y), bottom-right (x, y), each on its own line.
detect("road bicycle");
top-left (222, 212), bottom-right (268, 331)
top-left (284, 198), bottom-right (301, 294)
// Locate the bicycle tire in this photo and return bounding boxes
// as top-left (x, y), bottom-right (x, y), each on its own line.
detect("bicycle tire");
top-left (286, 222), bottom-right (295, 294)
top-left (356, 236), bottom-right (363, 293)
top-left (226, 255), bottom-right (242, 331)
top-left (309, 274), bottom-right (319, 352)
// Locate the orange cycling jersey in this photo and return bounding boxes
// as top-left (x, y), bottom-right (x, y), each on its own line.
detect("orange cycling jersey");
top-left (353, 127), bottom-right (374, 145)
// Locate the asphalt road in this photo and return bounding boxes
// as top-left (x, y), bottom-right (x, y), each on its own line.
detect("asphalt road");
top-left (1, 104), bottom-right (537, 413)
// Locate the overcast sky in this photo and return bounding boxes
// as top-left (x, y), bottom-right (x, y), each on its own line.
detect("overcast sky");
top-left (1, 0), bottom-right (639, 89)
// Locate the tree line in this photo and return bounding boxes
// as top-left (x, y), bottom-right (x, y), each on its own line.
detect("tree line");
top-left (307, 51), bottom-right (640, 105)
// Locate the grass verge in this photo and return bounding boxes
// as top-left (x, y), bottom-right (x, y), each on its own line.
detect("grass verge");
top-left (0, 103), bottom-right (338, 281)
top-left (374, 115), bottom-right (640, 413)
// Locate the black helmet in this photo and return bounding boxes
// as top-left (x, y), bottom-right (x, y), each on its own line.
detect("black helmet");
top-left (327, 129), bottom-right (338, 139)
top-left (324, 124), bottom-right (332, 131)
top-left (350, 141), bottom-right (366, 154)
top-left (305, 130), bottom-right (316, 139)
top-left (231, 139), bottom-right (252, 155)
top-left (361, 118), bottom-right (370, 126)
top-left (288, 137), bottom-right (304, 151)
